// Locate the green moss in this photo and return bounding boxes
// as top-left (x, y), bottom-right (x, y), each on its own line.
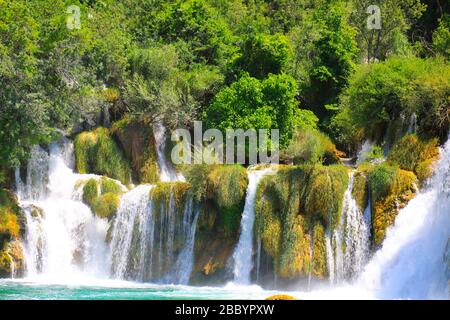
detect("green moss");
top-left (254, 164), bottom-right (348, 279)
top-left (74, 127), bottom-right (131, 184)
top-left (91, 193), bottom-right (120, 220)
top-left (0, 241), bottom-right (25, 278)
top-left (99, 177), bottom-right (122, 195)
top-left (112, 117), bottom-right (159, 184)
top-left (207, 165), bottom-right (248, 238)
top-left (81, 178), bottom-right (124, 219)
top-left (388, 134), bottom-right (439, 184)
top-left (82, 179), bottom-right (99, 207)
top-left (0, 189), bottom-right (21, 249)
top-left (311, 222), bottom-right (327, 278)
top-left (368, 164), bottom-right (417, 246)
top-left (352, 172), bottom-right (368, 211)
top-left (190, 165), bottom-right (248, 283)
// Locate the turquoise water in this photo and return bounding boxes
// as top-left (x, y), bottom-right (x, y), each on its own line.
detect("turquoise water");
top-left (0, 279), bottom-right (285, 300)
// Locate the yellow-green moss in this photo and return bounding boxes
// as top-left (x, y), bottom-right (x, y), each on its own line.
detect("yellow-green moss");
top-left (99, 177), bottom-right (122, 195)
top-left (81, 178), bottom-right (124, 219)
top-left (311, 222), bottom-right (327, 278)
top-left (82, 179), bottom-right (99, 207)
top-left (266, 294), bottom-right (298, 300)
top-left (368, 164), bottom-right (417, 246)
top-left (91, 193), bottom-right (120, 220)
top-left (254, 165), bottom-right (348, 279)
top-left (206, 165), bottom-right (248, 238)
top-left (0, 241), bottom-right (24, 277)
top-left (0, 189), bottom-right (21, 248)
top-left (388, 134), bottom-right (439, 185)
top-left (74, 127), bottom-right (131, 184)
top-left (352, 172), bottom-right (368, 211)
top-left (111, 117), bottom-right (159, 184)
top-left (191, 164), bottom-right (249, 284)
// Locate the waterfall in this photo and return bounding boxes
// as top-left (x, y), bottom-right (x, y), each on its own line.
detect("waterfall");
top-left (356, 140), bottom-right (374, 165)
top-left (153, 121), bottom-right (185, 182)
top-left (327, 173), bottom-right (371, 283)
top-left (110, 184), bottom-right (154, 280)
top-left (357, 137), bottom-right (450, 299)
top-left (164, 200), bottom-right (200, 285)
top-left (232, 168), bottom-right (274, 285)
top-left (343, 176), bottom-right (371, 279)
top-left (110, 184), bottom-right (199, 284)
top-left (17, 139), bottom-right (111, 281)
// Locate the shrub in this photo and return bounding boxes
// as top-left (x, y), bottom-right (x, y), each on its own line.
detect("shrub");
top-left (284, 128), bottom-right (343, 165)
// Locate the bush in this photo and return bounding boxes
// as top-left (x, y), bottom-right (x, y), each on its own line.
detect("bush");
top-left (284, 128), bottom-right (343, 165)
top-left (335, 56), bottom-right (450, 144)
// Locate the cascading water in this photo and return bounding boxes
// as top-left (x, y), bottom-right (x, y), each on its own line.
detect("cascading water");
top-left (326, 173), bottom-right (371, 284)
top-left (356, 137), bottom-right (450, 299)
top-left (17, 139), bottom-right (112, 281)
top-left (233, 168), bottom-right (274, 285)
top-left (164, 200), bottom-right (200, 284)
top-left (110, 184), bottom-right (155, 280)
top-left (356, 140), bottom-right (374, 165)
top-left (110, 184), bottom-right (199, 284)
top-left (153, 121), bottom-right (185, 182)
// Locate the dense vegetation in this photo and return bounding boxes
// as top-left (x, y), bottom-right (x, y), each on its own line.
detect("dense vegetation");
top-left (1, 0), bottom-right (449, 183)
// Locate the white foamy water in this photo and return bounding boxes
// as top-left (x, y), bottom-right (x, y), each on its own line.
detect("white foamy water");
top-left (233, 168), bottom-right (275, 285)
top-left (153, 121), bottom-right (185, 182)
top-left (17, 139), bottom-right (112, 282)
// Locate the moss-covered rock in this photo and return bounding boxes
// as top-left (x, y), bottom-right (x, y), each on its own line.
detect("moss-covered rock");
top-left (387, 134), bottom-right (439, 185)
top-left (190, 165), bottom-right (249, 284)
top-left (254, 165), bottom-right (349, 280)
top-left (80, 177), bottom-right (124, 220)
top-left (74, 127), bottom-right (132, 184)
top-left (0, 189), bottom-right (21, 248)
top-left (111, 117), bottom-right (159, 184)
top-left (82, 179), bottom-right (99, 207)
top-left (352, 171), bottom-right (369, 211)
top-left (0, 189), bottom-right (25, 278)
top-left (311, 222), bottom-right (327, 278)
top-left (91, 193), bottom-right (120, 220)
top-left (368, 164), bottom-right (417, 246)
top-left (0, 241), bottom-right (25, 278)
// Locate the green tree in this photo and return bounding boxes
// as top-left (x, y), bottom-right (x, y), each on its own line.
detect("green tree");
top-left (227, 33), bottom-right (291, 81)
top-left (204, 73), bottom-right (304, 147)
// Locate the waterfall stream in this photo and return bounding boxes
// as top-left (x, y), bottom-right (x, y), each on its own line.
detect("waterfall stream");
top-left (153, 122), bottom-right (185, 182)
top-left (232, 168), bottom-right (275, 285)
top-left (17, 139), bottom-right (112, 281)
top-left (327, 173), bottom-right (371, 284)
